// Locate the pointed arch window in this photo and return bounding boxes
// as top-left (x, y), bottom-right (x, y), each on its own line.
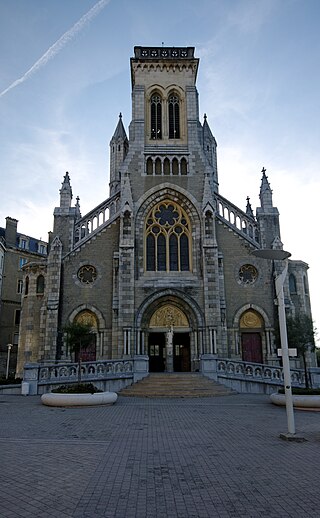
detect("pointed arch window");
top-left (36, 275), bottom-right (45, 294)
top-left (25, 276), bottom-right (29, 295)
top-left (155, 158), bottom-right (162, 175)
top-left (145, 201), bottom-right (191, 272)
top-left (289, 274), bottom-right (297, 294)
top-left (168, 94), bottom-right (180, 139)
top-left (146, 157), bottom-right (153, 175)
top-left (151, 94), bottom-right (162, 140)
top-left (172, 158), bottom-right (179, 175)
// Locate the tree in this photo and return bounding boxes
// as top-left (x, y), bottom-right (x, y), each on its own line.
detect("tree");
top-left (63, 321), bottom-right (94, 382)
top-left (285, 314), bottom-right (316, 389)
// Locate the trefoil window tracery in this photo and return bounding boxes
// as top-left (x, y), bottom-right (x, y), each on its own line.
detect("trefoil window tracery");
top-left (145, 201), bottom-right (191, 272)
top-left (77, 265), bottom-right (97, 285)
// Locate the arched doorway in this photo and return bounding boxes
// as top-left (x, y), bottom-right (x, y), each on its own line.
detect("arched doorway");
top-left (148, 304), bottom-right (190, 372)
top-left (74, 310), bottom-right (98, 362)
top-left (240, 310), bottom-right (264, 363)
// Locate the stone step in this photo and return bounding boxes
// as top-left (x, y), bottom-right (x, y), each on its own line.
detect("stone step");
top-left (119, 373), bottom-right (236, 398)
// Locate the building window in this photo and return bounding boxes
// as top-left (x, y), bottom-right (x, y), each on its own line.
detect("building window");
top-left (151, 94), bottom-right (162, 139)
top-left (14, 309), bottom-right (21, 326)
top-left (38, 244), bottom-right (46, 255)
top-left (172, 158), bottom-right (179, 175)
top-left (289, 274), bottom-right (297, 294)
top-left (77, 265), bottom-right (97, 284)
top-left (145, 155), bottom-right (188, 176)
top-left (36, 275), bottom-right (45, 294)
top-left (155, 158), bottom-right (162, 175)
top-left (145, 200), bottom-right (191, 272)
top-left (20, 238), bottom-right (28, 250)
top-left (168, 94), bottom-right (180, 139)
top-left (17, 279), bottom-right (23, 294)
top-left (238, 264), bottom-right (258, 285)
top-left (181, 158), bottom-right (187, 175)
top-left (25, 276), bottom-right (29, 295)
top-left (19, 257), bottom-right (27, 269)
top-left (146, 157), bottom-right (153, 175)
top-left (163, 158), bottom-right (170, 175)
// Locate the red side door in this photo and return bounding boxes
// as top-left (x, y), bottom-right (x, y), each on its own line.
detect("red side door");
top-left (242, 333), bottom-right (263, 363)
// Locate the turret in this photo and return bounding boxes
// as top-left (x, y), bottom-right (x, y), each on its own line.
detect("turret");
top-left (245, 196), bottom-right (255, 219)
top-left (256, 168), bottom-right (281, 249)
top-left (259, 168), bottom-right (273, 210)
top-left (109, 113), bottom-right (129, 196)
top-left (53, 172), bottom-right (79, 253)
top-left (202, 114), bottom-right (218, 192)
top-left (59, 172), bottom-right (73, 213)
top-left (202, 114), bottom-right (217, 166)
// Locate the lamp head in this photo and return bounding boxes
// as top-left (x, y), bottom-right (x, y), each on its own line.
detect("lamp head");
top-left (251, 249), bottom-right (291, 260)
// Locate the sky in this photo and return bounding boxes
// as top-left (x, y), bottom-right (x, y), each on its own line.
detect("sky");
top-left (0, 0), bottom-right (319, 343)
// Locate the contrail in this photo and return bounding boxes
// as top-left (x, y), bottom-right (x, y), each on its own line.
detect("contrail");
top-left (0, 0), bottom-right (110, 98)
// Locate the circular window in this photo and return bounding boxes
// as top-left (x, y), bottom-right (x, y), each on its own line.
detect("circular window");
top-left (239, 264), bottom-right (258, 285)
top-left (77, 265), bottom-right (97, 285)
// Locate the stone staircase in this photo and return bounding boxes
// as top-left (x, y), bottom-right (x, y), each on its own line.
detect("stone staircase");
top-left (119, 373), bottom-right (236, 398)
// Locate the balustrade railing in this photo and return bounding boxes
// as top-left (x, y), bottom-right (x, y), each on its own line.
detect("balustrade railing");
top-left (216, 358), bottom-right (305, 387)
top-left (216, 194), bottom-right (260, 245)
top-left (74, 191), bottom-right (121, 245)
top-left (38, 359), bottom-right (133, 386)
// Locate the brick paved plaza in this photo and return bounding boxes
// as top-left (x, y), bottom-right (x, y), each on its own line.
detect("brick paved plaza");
top-left (1, 393), bottom-right (320, 517)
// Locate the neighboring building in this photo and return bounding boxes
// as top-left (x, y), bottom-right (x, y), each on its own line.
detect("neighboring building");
top-left (16, 46), bottom-right (313, 377)
top-left (0, 217), bottom-right (47, 376)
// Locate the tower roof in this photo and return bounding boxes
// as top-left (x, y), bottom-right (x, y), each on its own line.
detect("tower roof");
top-left (259, 167), bottom-right (273, 210)
top-left (203, 114), bottom-right (215, 141)
top-left (111, 113), bottom-right (128, 141)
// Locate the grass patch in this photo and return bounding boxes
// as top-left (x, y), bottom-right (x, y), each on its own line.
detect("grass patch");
top-left (51, 383), bottom-right (102, 394)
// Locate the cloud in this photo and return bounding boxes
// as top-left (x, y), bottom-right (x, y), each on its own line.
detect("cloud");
top-left (0, 0), bottom-right (110, 98)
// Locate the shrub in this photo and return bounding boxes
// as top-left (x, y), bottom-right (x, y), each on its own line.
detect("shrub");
top-left (0, 377), bottom-right (22, 385)
top-left (51, 383), bottom-right (102, 394)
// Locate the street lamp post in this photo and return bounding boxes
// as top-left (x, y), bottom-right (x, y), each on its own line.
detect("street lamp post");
top-left (251, 249), bottom-right (296, 438)
top-left (6, 343), bottom-right (13, 380)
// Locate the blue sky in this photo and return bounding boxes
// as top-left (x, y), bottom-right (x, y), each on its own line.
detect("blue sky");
top-left (0, 0), bottom-right (319, 342)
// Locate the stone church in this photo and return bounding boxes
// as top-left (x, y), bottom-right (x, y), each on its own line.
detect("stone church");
top-left (16, 46), bottom-right (313, 377)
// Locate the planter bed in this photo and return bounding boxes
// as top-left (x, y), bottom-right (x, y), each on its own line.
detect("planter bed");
top-left (270, 392), bottom-right (320, 409)
top-left (41, 391), bottom-right (117, 407)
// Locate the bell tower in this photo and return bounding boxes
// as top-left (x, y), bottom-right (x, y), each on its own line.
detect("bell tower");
top-left (130, 46), bottom-right (199, 148)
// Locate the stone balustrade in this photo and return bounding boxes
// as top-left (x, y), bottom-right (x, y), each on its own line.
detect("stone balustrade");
top-left (38, 359), bottom-right (134, 384)
top-left (74, 192), bottom-right (121, 245)
top-left (23, 356), bottom-right (319, 395)
top-left (216, 194), bottom-right (260, 245)
top-left (216, 358), bottom-right (305, 387)
top-left (23, 356), bottom-right (149, 395)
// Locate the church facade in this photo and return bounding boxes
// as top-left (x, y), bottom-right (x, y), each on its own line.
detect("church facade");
top-left (16, 46), bottom-right (313, 377)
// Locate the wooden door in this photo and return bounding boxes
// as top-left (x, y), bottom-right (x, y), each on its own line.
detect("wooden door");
top-left (75, 335), bottom-right (96, 362)
top-left (148, 333), bottom-right (165, 372)
top-left (241, 333), bottom-right (263, 363)
top-left (173, 333), bottom-right (190, 372)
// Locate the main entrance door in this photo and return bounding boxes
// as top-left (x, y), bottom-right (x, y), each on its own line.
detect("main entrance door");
top-left (241, 333), bottom-right (263, 363)
top-left (148, 332), bottom-right (191, 372)
top-left (148, 333), bottom-right (166, 372)
top-left (173, 333), bottom-right (191, 372)
top-left (147, 303), bottom-right (192, 372)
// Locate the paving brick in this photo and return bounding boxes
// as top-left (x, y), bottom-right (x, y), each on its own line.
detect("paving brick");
top-left (0, 394), bottom-right (320, 517)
